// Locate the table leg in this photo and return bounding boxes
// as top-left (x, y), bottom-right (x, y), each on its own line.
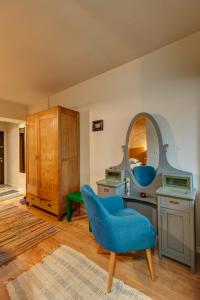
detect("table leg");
top-left (67, 198), bottom-right (72, 222)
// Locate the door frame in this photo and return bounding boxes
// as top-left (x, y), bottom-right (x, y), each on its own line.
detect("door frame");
top-left (0, 131), bottom-right (4, 184)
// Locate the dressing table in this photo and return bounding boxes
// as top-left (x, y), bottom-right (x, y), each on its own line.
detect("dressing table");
top-left (97, 112), bottom-right (196, 272)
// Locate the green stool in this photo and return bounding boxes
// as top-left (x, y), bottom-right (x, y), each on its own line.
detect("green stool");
top-left (66, 191), bottom-right (92, 232)
top-left (66, 192), bottom-right (84, 222)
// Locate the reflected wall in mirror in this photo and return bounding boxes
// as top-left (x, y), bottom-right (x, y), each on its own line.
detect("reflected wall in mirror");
top-left (128, 117), bottom-right (159, 186)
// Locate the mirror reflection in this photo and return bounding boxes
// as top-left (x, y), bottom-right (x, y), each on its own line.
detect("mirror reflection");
top-left (128, 117), bottom-right (159, 186)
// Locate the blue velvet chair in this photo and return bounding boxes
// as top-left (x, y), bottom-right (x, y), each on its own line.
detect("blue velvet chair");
top-left (133, 165), bottom-right (156, 186)
top-left (81, 184), bottom-right (156, 293)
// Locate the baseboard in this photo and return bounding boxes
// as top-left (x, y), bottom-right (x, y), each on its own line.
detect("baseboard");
top-left (4, 182), bottom-right (25, 195)
top-left (196, 247), bottom-right (200, 254)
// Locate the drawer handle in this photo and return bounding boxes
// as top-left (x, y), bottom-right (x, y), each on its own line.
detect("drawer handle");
top-left (104, 188), bottom-right (109, 192)
top-left (47, 204), bottom-right (52, 207)
top-left (169, 200), bottom-right (179, 205)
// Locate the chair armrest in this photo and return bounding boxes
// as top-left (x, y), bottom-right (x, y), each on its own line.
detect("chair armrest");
top-left (101, 214), bottom-right (156, 252)
top-left (98, 195), bottom-right (124, 213)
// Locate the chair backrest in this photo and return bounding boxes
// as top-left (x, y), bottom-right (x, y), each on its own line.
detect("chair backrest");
top-left (81, 184), bottom-right (110, 246)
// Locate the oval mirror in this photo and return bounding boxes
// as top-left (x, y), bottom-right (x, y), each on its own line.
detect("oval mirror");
top-left (127, 114), bottom-right (160, 188)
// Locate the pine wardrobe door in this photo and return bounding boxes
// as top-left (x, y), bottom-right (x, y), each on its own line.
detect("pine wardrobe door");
top-left (26, 116), bottom-right (38, 196)
top-left (38, 111), bottom-right (59, 202)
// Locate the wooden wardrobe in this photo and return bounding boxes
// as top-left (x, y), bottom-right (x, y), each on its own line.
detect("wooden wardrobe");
top-left (26, 106), bottom-right (80, 220)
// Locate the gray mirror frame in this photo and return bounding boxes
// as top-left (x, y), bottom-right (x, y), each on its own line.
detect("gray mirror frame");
top-left (113, 112), bottom-right (193, 196)
top-left (125, 112), bottom-right (163, 193)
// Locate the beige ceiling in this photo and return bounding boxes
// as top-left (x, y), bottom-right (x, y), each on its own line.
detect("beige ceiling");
top-left (0, 0), bottom-right (200, 105)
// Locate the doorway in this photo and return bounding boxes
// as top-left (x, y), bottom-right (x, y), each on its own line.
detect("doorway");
top-left (0, 131), bottom-right (4, 184)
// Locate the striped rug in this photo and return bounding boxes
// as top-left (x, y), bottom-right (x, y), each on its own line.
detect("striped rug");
top-left (0, 204), bottom-right (60, 266)
top-left (7, 245), bottom-right (151, 300)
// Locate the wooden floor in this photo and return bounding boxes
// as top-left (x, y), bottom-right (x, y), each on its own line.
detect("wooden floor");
top-left (0, 197), bottom-right (200, 300)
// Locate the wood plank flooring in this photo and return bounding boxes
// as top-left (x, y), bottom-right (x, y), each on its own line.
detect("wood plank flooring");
top-left (0, 197), bottom-right (200, 300)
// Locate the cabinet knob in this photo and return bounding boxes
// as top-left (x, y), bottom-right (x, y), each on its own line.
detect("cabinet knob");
top-left (169, 200), bottom-right (179, 205)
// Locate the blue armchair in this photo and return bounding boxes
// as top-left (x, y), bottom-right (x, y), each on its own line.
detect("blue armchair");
top-left (81, 184), bottom-right (156, 293)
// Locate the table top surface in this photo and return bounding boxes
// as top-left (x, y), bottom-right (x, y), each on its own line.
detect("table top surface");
top-left (156, 187), bottom-right (196, 201)
top-left (96, 179), bottom-right (125, 187)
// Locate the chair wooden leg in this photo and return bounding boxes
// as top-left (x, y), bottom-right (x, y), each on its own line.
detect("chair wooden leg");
top-left (146, 248), bottom-right (155, 281)
top-left (107, 252), bottom-right (116, 293)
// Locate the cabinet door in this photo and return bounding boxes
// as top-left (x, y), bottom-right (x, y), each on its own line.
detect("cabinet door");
top-left (38, 112), bottom-right (58, 201)
top-left (60, 112), bottom-right (80, 198)
top-left (26, 117), bottom-right (38, 195)
top-left (161, 207), bottom-right (190, 265)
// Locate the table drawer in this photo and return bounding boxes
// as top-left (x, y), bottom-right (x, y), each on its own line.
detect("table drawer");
top-left (98, 185), bottom-right (125, 196)
top-left (27, 194), bottom-right (58, 215)
top-left (98, 185), bottom-right (115, 197)
top-left (40, 199), bottom-right (58, 214)
top-left (160, 196), bottom-right (190, 211)
top-left (27, 194), bottom-right (40, 206)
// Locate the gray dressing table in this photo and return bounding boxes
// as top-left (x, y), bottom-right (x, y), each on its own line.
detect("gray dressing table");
top-left (97, 112), bottom-right (196, 272)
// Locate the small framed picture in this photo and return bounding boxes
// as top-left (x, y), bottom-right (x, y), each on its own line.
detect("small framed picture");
top-left (92, 120), bottom-right (104, 131)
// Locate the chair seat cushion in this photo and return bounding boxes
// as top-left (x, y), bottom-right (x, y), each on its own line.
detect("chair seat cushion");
top-left (112, 208), bottom-right (139, 217)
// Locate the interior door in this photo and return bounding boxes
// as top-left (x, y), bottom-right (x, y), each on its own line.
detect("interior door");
top-left (26, 117), bottom-right (38, 195)
top-left (0, 132), bottom-right (4, 184)
top-left (38, 112), bottom-right (58, 201)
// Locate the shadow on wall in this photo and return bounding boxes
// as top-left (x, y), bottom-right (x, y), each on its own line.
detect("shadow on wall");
top-left (79, 110), bottom-right (90, 185)
top-left (153, 114), bottom-right (180, 169)
top-left (195, 97), bottom-right (200, 251)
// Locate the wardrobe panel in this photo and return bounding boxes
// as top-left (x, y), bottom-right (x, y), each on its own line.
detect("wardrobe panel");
top-left (26, 117), bottom-right (38, 195)
top-left (38, 112), bottom-right (58, 201)
top-left (60, 112), bottom-right (80, 212)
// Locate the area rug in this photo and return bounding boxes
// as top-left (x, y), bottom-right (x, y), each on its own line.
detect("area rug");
top-left (0, 185), bottom-right (22, 201)
top-left (7, 245), bottom-right (151, 300)
top-left (0, 204), bottom-right (60, 266)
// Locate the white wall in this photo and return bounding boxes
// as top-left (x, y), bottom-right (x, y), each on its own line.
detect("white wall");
top-left (48, 31), bottom-right (200, 246)
top-left (28, 98), bottom-right (48, 115)
top-left (79, 111), bottom-right (90, 184)
top-left (0, 98), bottom-right (27, 120)
top-left (0, 120), bottom-right (26, 191)
top-left (6, 122), bottom-right (26, 191)
top-left (0, 98), bottom-right (28, 191)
